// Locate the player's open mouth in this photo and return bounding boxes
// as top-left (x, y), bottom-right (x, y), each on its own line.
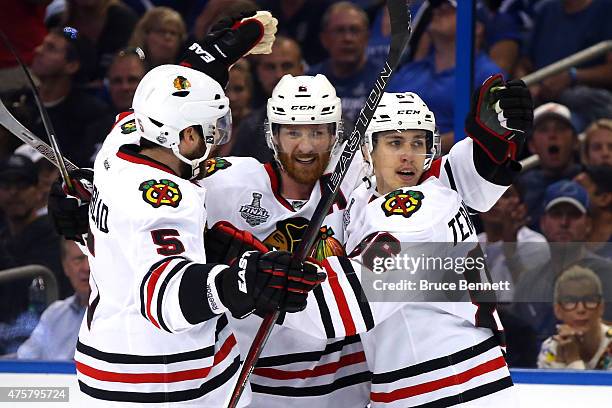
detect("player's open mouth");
top-left (396, 170), bottom-right (415, 177)
top-left (295, 157), bottom-right (316, 164)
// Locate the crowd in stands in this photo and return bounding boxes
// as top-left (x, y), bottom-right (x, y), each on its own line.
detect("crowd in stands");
top-left (0, 0), bottom-right (611, 370)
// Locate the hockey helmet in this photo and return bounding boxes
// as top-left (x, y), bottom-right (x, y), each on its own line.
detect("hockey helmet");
top-left (265, 74), bottom-right (343, 166)
top-left (364, 92), bottom-right (439, 174)
top-left (132, 64), bottom-right (231, 179)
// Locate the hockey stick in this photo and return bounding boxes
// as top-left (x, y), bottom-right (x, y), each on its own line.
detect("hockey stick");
top-left (227, 1), bottom-right (412, 406)
top-left (0, 28), bottom-right (77, 189)
top-left (0, 98), bottom-right (79, 172)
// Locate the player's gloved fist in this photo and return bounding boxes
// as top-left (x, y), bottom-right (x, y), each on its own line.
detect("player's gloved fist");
top-left (465, 74), bottom-right (533, 164)
top-left (217, 251), bottom-right (326, 319)
top-left (205, 221), bottom-right (269, 264)
top-left (48, 169), bottom-right (94, 244)
top-left (180, 10), bottom-right (277, 87)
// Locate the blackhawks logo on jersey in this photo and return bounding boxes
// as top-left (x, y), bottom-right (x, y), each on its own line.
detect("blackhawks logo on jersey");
top-left (314, 226), bottom-right (345, 260)
top-left (381, 189), bottom-right (424, 218)
top-left (121, 119), bottom-right (137, 134)
top-left (139, 179), bottom-right (182, 208)
top-left (203, 157), bottom-right (232, 178)
top-left (262, 218), bottom-right (344, 261)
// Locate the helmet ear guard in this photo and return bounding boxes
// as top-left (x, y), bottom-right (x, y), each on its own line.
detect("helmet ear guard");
top-left (132, 64), bottom-right (232, 179)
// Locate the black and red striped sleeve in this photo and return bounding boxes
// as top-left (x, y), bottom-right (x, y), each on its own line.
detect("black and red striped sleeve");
top-left (139, 257), bottom-right (229, 333)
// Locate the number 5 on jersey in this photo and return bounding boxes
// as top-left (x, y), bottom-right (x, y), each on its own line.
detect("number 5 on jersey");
top-left (151, 229), bottom-right (185, 255)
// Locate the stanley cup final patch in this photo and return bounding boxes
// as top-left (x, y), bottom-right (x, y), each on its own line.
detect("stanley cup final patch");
top-left (139, 179), bottom-right (182, 208)
top-left (381, 189), bottom-right (424, 218)
top-left (240, 192), bottom-right (270, 226)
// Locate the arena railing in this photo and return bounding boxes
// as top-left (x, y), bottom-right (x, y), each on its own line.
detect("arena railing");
top-left (0, 265), bottom-right (59, 308)
top-left (519, 40), bottom-right (612, 172)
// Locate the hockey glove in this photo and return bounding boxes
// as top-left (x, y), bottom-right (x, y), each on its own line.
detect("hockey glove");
top-left (465, 74), bottom-right (533, 164)
top-left (217, 250), bottom-right (326, 319)
top-left (180, 11), bottom-right (278, 87)
top-left (48, 169), bottom-right (94, 244)
top-left (205, 221), bottom-right (269, 264)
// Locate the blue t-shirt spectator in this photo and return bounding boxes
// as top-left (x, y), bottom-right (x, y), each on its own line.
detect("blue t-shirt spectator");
top-left (308, 58), bottom-right (381, 125)
top-left (387, 51), bottom-right (503, 134)
top-left (477, 2), bottom-right (522, 52)
top-left (527, 0), bottom-right (612, 70)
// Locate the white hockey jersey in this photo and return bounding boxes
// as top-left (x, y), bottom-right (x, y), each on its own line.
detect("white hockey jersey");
top-left (282, 178), bottom-right (515, 407)
top-left (200, 154), bottom-right (370, 408)
top-left (75, 113), bottom-right (246, 407)
top-left (199, 136), bottom-right (511, 408)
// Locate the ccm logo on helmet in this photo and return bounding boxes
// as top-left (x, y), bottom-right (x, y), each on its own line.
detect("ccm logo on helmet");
top-left (398, 110), bottom-right (421, 115)
top-left (291, 105), bottom-right (316, 110)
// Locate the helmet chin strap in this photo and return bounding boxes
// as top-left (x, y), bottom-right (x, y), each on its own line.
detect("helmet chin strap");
top-left (171, 144), bottom-right (212, 180)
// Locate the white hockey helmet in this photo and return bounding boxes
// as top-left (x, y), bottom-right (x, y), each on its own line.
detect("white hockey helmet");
top-left (364, 92), bottom-right (439, 173)
top-left (265, 74), bottom-right (343, 164)
top-left (132, 64), bottom-right (231, 179)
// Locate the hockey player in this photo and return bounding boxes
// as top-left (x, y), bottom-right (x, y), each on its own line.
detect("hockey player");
top-left (278, 76), bottom-right (532, 407)
top-left (49, 71), bottom-right (531, 407)
top-left (198, 75), bottom-right (531, 407)
top-left (47, 14), bottom-right (326, 408)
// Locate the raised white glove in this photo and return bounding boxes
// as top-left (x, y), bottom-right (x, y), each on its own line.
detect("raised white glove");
top-left (241, 11), bottom-right (278, 55)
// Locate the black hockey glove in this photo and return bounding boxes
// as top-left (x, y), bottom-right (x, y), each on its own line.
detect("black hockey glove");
top-left (205, 221), bottom-right (269, 264)
top-left (217, 250), bottom-right (326, 319)
top-left (465, 74), bottom-right (533, 164)
top-left (48, 169), bottom-right (94, 244)
top-left (180, 11), bottom-right (277, 87)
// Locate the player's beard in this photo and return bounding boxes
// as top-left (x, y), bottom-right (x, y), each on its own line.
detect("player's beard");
top-left (279, 150), bottom-right (330, 185)
top-left (180, 137), bottom-right (209, 179)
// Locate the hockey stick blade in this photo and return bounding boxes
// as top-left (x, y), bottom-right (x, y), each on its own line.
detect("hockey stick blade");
top-left (226, 2), bottom-right (412, 407)
top-left (0, 98), bottom-right (78, 171)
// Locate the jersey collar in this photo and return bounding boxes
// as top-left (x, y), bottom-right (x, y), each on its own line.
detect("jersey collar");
top-left (264, 162), bottom-right (296, 212)
top-left (116, 144), bottom-right (178, 176)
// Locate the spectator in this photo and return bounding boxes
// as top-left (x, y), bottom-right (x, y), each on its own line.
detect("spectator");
top-left (16, 239), bottom-right (89, 360)
top-left (105, 47), bottom-right (147, 113)
top-left (513, 180), bottom-right (612, 348)
top-left (387, 0), bottom-right (503, 152)
top-left (217, 59), bottom-right (253, 157)
top-left (13, 144), bottom-right (59, 216)
top-left (308, 1), bottom-right (380, 125)
top-left (0, 154), bottom-right (68, 298)
top-left (8, 27), bottom-right (111, 168)
top-left (0, 0), bottom-right (47, 93)
top-left (129, 7), bottom-right (187, 71)
top-left (574, 165), bottom-right (612, 259)
top-left (252, 35), bottom-right (304, 107)
top-left (365, 2), bottom-right (391, 71)
top-left (257, 0), bottom-right (330, 65)
top-left (232, 36), bottom-right (305, 163)
top-left (518, 102), bottom-right (581, 231)
top-left (582, 118), bottom-right (612, 166)
top-left (517, 0), bottom-right (612, 128)
top-left (60, 0), bottom-right (138, 81)
top-left (477, 0), bottom-right (523, 75)
top-left (478, 184), bottom-right (549, 302)
top-left (83, 47), bottom-right (147, 164)
top-left (537, 265), bottom-right (612, 370)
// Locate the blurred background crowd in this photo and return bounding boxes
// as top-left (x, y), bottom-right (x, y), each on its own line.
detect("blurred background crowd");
top-left (0, 0), bottom-right (611, 370)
